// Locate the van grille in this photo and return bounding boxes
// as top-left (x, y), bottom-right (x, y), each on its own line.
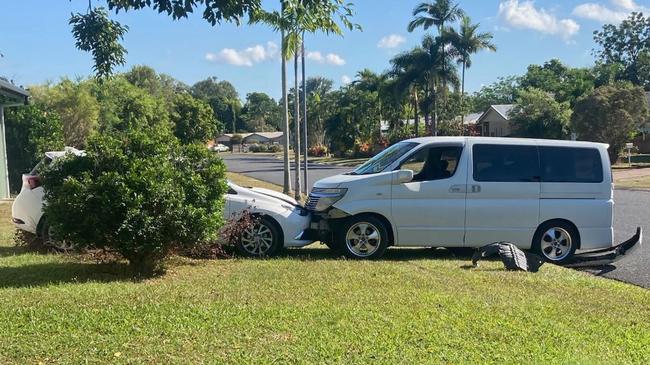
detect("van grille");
top-left (305, 194), bottom-right (320, 211)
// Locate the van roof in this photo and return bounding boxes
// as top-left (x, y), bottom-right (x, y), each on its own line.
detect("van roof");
top-left (406, 136), bottom-right (609, 149)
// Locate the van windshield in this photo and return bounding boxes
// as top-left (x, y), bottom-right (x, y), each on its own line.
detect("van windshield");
top-left (351, 142), bottom-right (418, 175)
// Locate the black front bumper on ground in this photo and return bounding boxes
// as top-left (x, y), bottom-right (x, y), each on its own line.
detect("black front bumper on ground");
top-left (565, 227), bottom-right (642, 268)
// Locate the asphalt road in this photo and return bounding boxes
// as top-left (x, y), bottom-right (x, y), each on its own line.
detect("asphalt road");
top-left (223, 153), bottom-right (649, 288)
top-left (222, 153), bottom-right (352, 190)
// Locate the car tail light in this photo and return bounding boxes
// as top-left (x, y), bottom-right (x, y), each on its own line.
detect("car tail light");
top-left (23, 175), bottom-right (42, 190)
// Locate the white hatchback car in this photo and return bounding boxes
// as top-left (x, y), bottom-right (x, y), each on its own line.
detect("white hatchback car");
top-left (211, 143), bottom-right (230, 153)
top-left (12, 149), bottom-right (313, 255)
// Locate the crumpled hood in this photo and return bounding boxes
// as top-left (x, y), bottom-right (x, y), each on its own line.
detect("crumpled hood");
top-left (249, 187), bottom-right (299, 206)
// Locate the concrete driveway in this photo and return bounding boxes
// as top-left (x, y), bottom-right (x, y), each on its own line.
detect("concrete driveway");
top-left (223, 153), bottom-right (649, 288)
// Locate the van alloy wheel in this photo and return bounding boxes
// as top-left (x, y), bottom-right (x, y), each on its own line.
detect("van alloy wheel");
top-left (540, 227), bottom-right (572, 261)
top-left (345, 222), bottom-right (381, 257)
top-left (240, 221), bottom-right (275, 256)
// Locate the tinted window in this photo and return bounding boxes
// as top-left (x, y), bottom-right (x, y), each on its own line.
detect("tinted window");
top-left (473, 144), bottom-right (539, 182)
top-left (352, 142), bottom-right (418, 175)
top-left (401, 146), bottom-right (462, 182)
top-left (540, 147), bottom-right (603, 183)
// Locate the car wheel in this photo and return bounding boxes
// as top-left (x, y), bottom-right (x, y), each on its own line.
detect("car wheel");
top-left (236, 216), bottom-right (282, 257)
top-left (337, 215), bottom-right (389, 259)
top-left (40, 219), bottom-right (73, 252)
top-left (532, 221), bottom-right (578, 264)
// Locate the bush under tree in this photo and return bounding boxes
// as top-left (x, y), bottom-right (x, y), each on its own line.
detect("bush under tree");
top-left (572, 84), bottom-right (649, 162)
top-left (41, 123), bottom-right (227, 275)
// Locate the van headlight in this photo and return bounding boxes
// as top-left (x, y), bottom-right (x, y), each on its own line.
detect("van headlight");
top-left (307, 188), bottom-right (347, 212)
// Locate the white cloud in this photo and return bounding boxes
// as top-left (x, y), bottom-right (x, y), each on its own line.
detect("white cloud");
top-left (325, 53), bottom-right (346, 66)
top-left (498, 0), bottom-right (580, 41)
top-left (572, 0), bottom-right (648, 23)
top-left (377, 34), bottom-right (406, 49)
top-left (341, 75), bottom-right (352, 85)
top-left (205, 41), bottom-right (278, 67)
top-left (305, 51), bottom-right (346, 66)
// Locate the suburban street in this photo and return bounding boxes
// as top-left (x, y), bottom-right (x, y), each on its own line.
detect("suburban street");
top-left (224, 153), bottom-right (650, 288)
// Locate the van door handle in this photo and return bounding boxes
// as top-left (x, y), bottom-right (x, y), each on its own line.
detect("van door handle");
top-left (449, 185), bottom-right (467, 193)
top-left (471, 185), bottom-right (481, 193)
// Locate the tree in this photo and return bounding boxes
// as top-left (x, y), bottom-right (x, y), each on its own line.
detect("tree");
top-left (124, 65), bottom-right (189, 103)
top-left (510, 88), bottom-right (571, 140)
top-left (407, 0), bottom-right (464, 34)
top-left (41, 122), bottom-right (227, 275)
top-left (390, 35), bottom-right (459, 135)
top-left (519, 59), bottom-right (595, 106)
top-left (4, 105), bottom-right (65, 193)
top-left (171, 92), bottom-right (221, 144)
top-left (69, 7), bottom-right (128, 79)
top-left (445, 15), bottom-right (496, 129)
top-left (191, 77), bottom-right (240, 133)
top-left (241, 92), bottom-right (282, 132)
top-left (407, 0), bottom-right (464, 98)
top-left (30, 79), bottom-right (100, 148)
top-left (252, 0), bottom-right (359, 197)
top-left (467, 76), bottom-right (519, 113)
top-left (95, 77), bottom-right (167, 133)
top-left (572, 84), bottom-right (649, 162)
top-left (303, 77), bottom-right (334, 147)
top-left (593, 12), bottom-right (650, 89)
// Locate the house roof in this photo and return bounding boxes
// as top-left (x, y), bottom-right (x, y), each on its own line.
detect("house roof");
top-left (491, 104), bottom-right (515, 120)
top-left (462, 112), bottom-right (483, 125)
top-left (0, 77), bottom-right (29, 106)
top-left (249, 131), bottom-right (283, 139)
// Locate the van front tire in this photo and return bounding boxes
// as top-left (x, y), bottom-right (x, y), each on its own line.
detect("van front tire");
top-left (532, 220), bottom-right (578, 264)
top-left (337, 215), bottom-right (389, 260)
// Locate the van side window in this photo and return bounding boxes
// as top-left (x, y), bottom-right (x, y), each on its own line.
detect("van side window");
top-left (540, 147), bottom-right (603, 183)
top-left (401, 146), bottom-right (462, 182)
top-left (473, 144), bottom-right (539, 182)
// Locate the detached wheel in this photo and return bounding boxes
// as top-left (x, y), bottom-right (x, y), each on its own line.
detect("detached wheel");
top-left (337, 215), bottom-right (389, 259)
top-left (40, 219), bottom-right (73, 252)
top-left (532, 221), bottom-right (578, 264)
top-left (236, 216), bottom-right (282, 257)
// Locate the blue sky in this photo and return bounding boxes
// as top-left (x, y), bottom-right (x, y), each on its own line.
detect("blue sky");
top-left (1, 0), bottom-right (647, 100)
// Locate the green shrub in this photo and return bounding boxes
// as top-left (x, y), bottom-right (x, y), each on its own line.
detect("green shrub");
top-left (268, 144), bottom-right (282, 153)
top-left (41, 123), bottom-right (227, 275)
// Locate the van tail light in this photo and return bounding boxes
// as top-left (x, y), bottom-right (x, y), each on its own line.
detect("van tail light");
top-left (23, 175), bottom-right (42, 190)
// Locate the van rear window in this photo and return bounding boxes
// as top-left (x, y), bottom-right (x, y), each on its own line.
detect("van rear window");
top-left (540, 147), bottom-right (603, 183)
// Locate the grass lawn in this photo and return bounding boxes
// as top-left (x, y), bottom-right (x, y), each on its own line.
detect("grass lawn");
top-left (0, 184), bottom-right (649, 363)
top-left (616, 175), bottom-right (650, 190)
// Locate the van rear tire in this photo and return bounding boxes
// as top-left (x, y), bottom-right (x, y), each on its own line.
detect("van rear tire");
top-left (532, 220), bottom-right (578, 264)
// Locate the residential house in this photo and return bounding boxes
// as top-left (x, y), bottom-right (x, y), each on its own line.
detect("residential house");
top-left (476, 104), bottom-right (514, 137)
top-left (0, 78), bottom-right (29, 198)
top-left (213, 132), bottom-right (284, 147)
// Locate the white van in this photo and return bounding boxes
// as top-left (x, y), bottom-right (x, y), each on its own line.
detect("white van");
top-left (306, 137), bottom-right (614, 263)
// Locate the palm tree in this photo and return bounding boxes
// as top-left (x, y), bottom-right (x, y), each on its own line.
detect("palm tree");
top-left (445, 15), bottom-right (496, 131)
top-left (252, 0), bottom-right (358, 198)
top-left (407, 0), bottom-right (464, 34)
top-left (391, 35), bottom-right (459, 136)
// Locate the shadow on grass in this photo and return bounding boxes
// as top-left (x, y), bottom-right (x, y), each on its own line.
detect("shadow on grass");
top-left (0, 262), bottom-right (134, 289)
top-left (279, 246), bottom-right (476, 262)
top-left (0, 245), bottom-right (30, 258)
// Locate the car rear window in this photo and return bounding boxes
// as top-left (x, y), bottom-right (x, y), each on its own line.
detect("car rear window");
top-left (540, 147), bottom-right (603, 183)
top-left (473, 144), bottom-right (540, 182)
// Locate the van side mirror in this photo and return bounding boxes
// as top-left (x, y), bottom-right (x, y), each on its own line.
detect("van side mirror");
top-left (394, 169), bottom-right (414, 184)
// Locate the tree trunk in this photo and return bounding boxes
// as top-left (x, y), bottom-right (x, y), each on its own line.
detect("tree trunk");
top-left (281, 30), bottom-right (291, 195)
top-left (293, 49), bottom-right (302, 200)
top-left (413, 88), bottom-right (420, 137)
top-left (301, 36), bottom-right (308, 195)
top-left (432, 84), bottom-right (438, 136)
top-left (460, 60), bottom-right (466, 136)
